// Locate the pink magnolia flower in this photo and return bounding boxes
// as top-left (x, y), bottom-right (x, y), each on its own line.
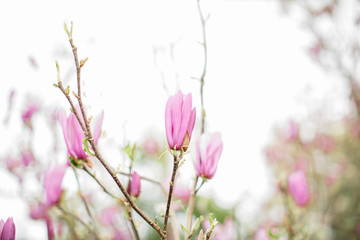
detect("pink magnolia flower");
top-left (44, 164), bottom-right (68, 206)
top-left (58, 106), bottom-right (104, 161)
top-left (194, 132), bottom-right (223, 180)
top-left (0, 217), bottom-right (15, 240)
top-left (30, 203), bottom-right (54, 240)
top-left (287, 170), bottom-right (310, 207)
top-left (127, 172), bottom-right (141, 197)
top-left (165, 91), bottom-right (196, 151)
top-left (22, 101), bottom-right (40, 129)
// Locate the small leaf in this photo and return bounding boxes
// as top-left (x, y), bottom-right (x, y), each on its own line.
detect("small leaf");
top-left (64, 22), bottom-right (70, 37)
top-left (82, 138), bottom-right (95, 156)
top-left (124, 144), bottom-right (132, 159)
top-left (181, 224), bottom-right (190, 234)
top-left (208, 213), bottom-right (214, 225)
top-left (209, 232), bottom-right (217, 240)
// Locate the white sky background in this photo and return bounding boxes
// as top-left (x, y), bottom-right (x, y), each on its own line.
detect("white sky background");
top-left (0, 0), bottom-right (349, 238)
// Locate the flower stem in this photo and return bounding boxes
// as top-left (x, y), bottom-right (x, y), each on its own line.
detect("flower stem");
top-left (163, 153), bottom-right (182, 236)
top-left (185, 176), bottom-right (199, 239)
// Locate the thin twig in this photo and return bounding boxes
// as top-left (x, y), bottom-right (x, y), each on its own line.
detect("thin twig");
top-left (117, 170), bottom-right (164, 186)
top-left (185, 176), bottom-right (199, 239)
top-left (57, 205), bottom-right (98, 240)
top-left (185, 0), bottom-right (208, 237)
top-left (82, 166), bottom-right (120, 200)
top-left (163, 153), bottom-right (182, 235)
top-left (71, 166), bottom-right (98, 236)
top-left (125, 146), bottom-right (141, 240)
top-left (59, 27), bottom-right (165, 239)
top-left (197, 0), bottom-right (208, 135)
top-left (127, 211), bottom-right (140, 240)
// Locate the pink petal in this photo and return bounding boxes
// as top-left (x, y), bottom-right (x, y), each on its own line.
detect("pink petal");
top-left (165, 96), bottom-right (175, 148)
top-left (176, 93), bottom-right (192, 148)
top-left (0, 220), bottom-right (4, 234)
top-left (44, 164), bottom-right (67, 206)
top-left (1, 217), bottom-right (15, 240)
top-left (287, 170), bottom-right (310, 207)
top-left (127, 172), bottom-right (141, 197)
top-left (30, 203), bottom-right (48, 220)
top-left (171, 91), bottom-right (184, 149)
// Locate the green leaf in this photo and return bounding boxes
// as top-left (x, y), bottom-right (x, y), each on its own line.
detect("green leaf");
top-left (209, 232), bottom-right (217, 240)
top-left (124, 144), bottom-right (132, 159)
top-left (181, 224), bottom-right (190, 234)
top-left (209, 213), bottom-right (214, 225)
top-left (82, 138), bottom-right (95, 156)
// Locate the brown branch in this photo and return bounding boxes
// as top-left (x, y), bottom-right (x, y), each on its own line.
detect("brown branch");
top-left (163, 152), bottom-right (182, 235)
top-left (59, 27), bottom-right (165, 239)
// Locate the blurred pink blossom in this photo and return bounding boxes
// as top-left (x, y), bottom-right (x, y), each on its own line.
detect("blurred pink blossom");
top-left (143, 138), bottom-right (159, 155)
top-left (165, 91), bottom-right (196, 151)
top-left (127, 172), bottom-right (141, 197)
top-left (254, 227), bottom-right (271, 240)
top-left (30, 203), bottom-right (54, 240)
top-left (58, 106), bottom-right (104, 161)
top-left (0, 217), bottom-right (15, 240)
top-left (264, 145), bottom-right (286, 163)
top-left (294, 156), bottom-right (308, 171)
top-left (5, 157), bottom-right (19, 172)
top-left (194, 132), bottom-right (223, 179)
top-left (30, 203), bottom-right (48, 220)
top-left (44, 164), bottom-right (67, 206)
top-left (21, 101), bottom-right (40, 129)
top-left (21, 150), bottom-right (35, 166)
top-left (99, 206), bottom-right (120, 226)
top-left (285, 120), bottom-right (299, 141)
top-left (202, 217), bottom-right (234, 240)
top-left (287, 170), bottom-right (310, 207)
top-left (173, 185), bottom-right (191, 205)
top-left (314, 134), bottom-right (336, 153)
top-left (113, 229), bottom-right (131, 240)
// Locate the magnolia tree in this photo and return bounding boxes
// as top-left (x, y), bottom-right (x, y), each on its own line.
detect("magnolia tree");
top-left (2, 0), bottom-right (360, 239)
top-left (258, 0), bottom-right (360, 239)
